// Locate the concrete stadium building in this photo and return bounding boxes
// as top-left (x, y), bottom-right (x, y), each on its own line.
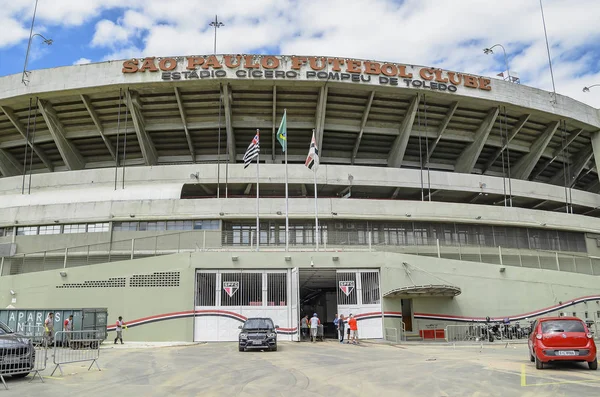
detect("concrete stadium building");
top-left (0, 54), bottom-right (599, 342)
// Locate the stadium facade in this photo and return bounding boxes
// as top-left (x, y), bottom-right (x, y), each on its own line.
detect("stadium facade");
top-left (0, 54), bottom-right (599, 342)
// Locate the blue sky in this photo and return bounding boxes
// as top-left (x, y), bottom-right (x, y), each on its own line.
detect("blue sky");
top-left (1, 0), bottom-right (600, 107)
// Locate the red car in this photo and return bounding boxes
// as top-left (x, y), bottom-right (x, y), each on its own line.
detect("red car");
top-left (528, 317), bottom-right (597, 370)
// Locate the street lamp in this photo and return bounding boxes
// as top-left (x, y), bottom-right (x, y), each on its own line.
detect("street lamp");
top-left (483, 44), bottom-right (511, 82)
top-left (583, 84), bottom-right (600, 92)
top-left (21, 0), bottom-right (53, 85)
top-left (209, 15), bottom-right (224, 54)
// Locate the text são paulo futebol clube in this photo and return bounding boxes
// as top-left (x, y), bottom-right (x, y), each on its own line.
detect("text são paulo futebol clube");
top-left (122, 55), bottom-right (493, 93)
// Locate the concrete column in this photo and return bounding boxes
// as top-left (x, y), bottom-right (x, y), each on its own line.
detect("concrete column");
top-left (512, 120), bottom-right (560, 180)
top-left (0, 149), bottom-right (22, 176)
top-left (0, 105), bottom-right (53, 171)
top-left (315, 85), bottom-right (328, 154)
top-left (173, 88), bottom-right (196, 162)
top-left (549, 145), bottom-right (594, 187)
top-left (351, 91), bottom-right (375, 164)
top-left (589, 132), bottom-right (600, 188)
top-left (126, 90), bottom-right (158, 166)
top-left (388, 94), bottom-right (420, 168)
top-left (222, 84), bottom-right (236, 164)
top-left (81, 94), bottom-right (116, 160)
top-left (455, 107), bottom-right (499, 174)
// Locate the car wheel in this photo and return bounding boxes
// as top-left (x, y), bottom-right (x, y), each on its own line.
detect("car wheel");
top-left (535, 355), bottom-right (544, 370)
top-left (239, 346), bottom-right (245, 352)
top-left (271, 345), bottom-right (278, 352)
top-left (589, 358), bottom-right (598, 370)
top-left (11, 373), bottom-right (29, 379)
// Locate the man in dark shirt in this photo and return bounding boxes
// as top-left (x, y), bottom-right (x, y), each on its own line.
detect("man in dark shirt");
top-left (338, 314), bottom-right (346, 343)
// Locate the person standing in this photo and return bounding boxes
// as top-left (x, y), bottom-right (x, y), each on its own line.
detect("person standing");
top-left (63, 314), bottom-right (73, 347)
top-left (300, 315), bottom-right (309, 341)
top-left (333, 314), bottom-right (339, 340)
top-left (310, 313), bottom-right (320, 343)
top-left (114, 316), bottom-right (126, 344)
top-left (338, 314), bottom-right (346, 344)
top-left (348, 314), bottom-right (358, 344)
top-left (44, 312), bottom-right (54, 347)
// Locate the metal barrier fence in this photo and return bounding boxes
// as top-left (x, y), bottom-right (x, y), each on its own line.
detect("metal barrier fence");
top-left (0, 325), bottom-right (47, 390)
top-left (51, 330), bottom-right (101, 377)
top-left (445, 323), bottom-right (532, 344)
top-left (384, 328), bottom-right (399, 343)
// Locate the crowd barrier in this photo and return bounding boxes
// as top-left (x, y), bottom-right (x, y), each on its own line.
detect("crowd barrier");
top-left (445, 323), bottom-right (532, 345)
top-left (0, 325), bottom-right (47, 390)
top-left (51, 330), bottom-right (102, 377)
top-left (384, 328), bottom-right (399, 343)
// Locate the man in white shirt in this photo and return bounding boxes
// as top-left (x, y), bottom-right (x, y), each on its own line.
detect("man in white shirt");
top-left (114, 316), bottom-right (126, 344)
top-left (44, 312), bottom-right (54, 346)
top-left (310, 313), bottom-right (320, 343)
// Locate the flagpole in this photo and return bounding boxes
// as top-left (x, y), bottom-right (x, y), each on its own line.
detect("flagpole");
top-left (313, 129), bottom-right (319, 252)
top-left (284, 109), bottom-right (289, 252)
top-left (256, 129), bottom-right (260, 252)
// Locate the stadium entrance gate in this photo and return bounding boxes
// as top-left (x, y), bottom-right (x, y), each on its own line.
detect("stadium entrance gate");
top-left (293, 269), bottom-right (382, 341)
top-left (194, 268), bottom-right (382, 342)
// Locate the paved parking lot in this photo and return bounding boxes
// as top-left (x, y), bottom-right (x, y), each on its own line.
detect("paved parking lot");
top-left (2, 341), bottom-right (599, 396)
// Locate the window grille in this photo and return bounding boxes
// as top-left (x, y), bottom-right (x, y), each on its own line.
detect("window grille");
top-left (267, 273), bottom-right (287, 306)
top-left (361, 271), bottom-right (380, 304)
top-left (196, 272), bottom-right (217, 306)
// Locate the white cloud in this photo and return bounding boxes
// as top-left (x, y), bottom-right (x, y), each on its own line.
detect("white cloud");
top-left (92, 20), bottom-right (130, 47)
top-left (73, 58), bottom-right (91, 65)
top-left (1, 0), bottom-right (600, 107)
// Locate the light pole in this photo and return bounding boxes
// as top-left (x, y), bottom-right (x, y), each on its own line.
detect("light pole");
top-left (209, 15), bottom-right (224, 54)
top-left (483, 44), bottom-right (511, 82)
top-left (22, 0), bottom-right (53, 85)
top-left (583, 84), bottom-right (600, 92)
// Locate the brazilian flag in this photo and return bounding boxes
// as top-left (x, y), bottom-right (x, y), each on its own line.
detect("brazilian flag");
top-left (277, 111), bottom-right (287, 152)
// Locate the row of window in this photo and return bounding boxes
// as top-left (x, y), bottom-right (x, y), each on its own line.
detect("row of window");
top-left (113, 220), bottom-right (220, 232)
top-left (1, 219), bottom-right (222, 237)
top-left (16, 223), bottom-right (110, 236)
top-left (222, 220), bottom-right (588, 253)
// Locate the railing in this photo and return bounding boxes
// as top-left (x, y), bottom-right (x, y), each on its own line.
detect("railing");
top-left (51, 330), bottom-right (102, 377)
top-left (384, 327), bottom-right (399, 343)
top-left (2, 230), bottom-right (600, 277)
top-left (0, 325), bottom-right (47, 390)
top-left (444, 323), bottom-right (531, 344)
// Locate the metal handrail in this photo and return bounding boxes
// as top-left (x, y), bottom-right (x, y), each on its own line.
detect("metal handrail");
top-left (5, 231), bottom-right (599, 277)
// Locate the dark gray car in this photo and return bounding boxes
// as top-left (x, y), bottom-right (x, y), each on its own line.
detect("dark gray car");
top-left (0, 322), bottom-right (35, 378)
top-left (238, 318), bottom-right (278, 352)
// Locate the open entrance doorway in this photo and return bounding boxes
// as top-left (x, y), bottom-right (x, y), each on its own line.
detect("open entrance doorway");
top-left (293, 268), bottom-right (383, 341)
top-left (298, 268), bottom-right (338, 340)
top-left (401, 299), bottom-right (413, 332)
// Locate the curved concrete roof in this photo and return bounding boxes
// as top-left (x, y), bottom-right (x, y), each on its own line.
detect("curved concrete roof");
top-left (0, 54), bottom-right (599, 205)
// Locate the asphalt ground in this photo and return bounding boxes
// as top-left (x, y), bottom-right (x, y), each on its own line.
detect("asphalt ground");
top-left (1, 340), bottom-right (599, 396)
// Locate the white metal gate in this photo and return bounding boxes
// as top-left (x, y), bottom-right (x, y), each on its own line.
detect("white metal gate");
top-left (194, 270), bottom-right (290, 342)
top-left (336, 269), bottom-right (382, 339)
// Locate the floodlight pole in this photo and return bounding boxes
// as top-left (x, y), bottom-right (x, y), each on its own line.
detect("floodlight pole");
top-left (22, 0), bottom-right (53, 85)
top-left (483, 44), bottom-right (511, 82)
top-left (583, 84), bottom-right (600, 93)
top-left (209, 15), bottom-right (224, 54)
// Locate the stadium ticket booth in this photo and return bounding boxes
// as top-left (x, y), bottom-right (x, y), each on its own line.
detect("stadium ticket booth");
top-left (194, 268), bottom-right (382, 342)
